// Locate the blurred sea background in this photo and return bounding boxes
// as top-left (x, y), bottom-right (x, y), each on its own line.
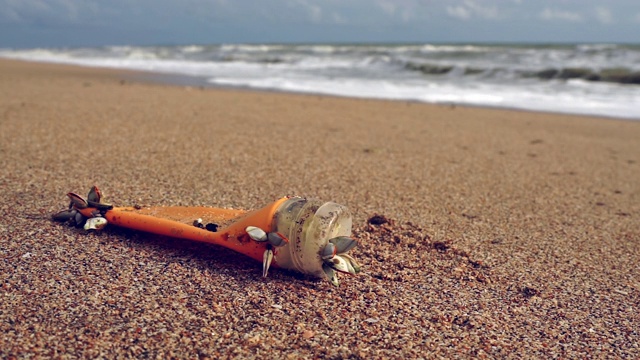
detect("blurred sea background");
top-left (2, 43), bottom-right (639, 119)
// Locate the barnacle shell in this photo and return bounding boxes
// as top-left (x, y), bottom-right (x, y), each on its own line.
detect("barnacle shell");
top-left (52, 209), bottom-right (77, 222)
top-left (267, 232), bottom-right (288, 247)
top-left (322, 263), bottom-right (339, 286)
top-left (74, 211), bottom-right (86, 227)
top-left (67, 192), bottom-right (88, 209)
top-left (329, 236), bottom-right (357, 254)
top-left (84, 217), bottom-right (108, 231)
top-left (262, 249), bottom-right (274, 277)
top-left (339, 253), bottom-right (361, 274)
top-left (328, 255), bottom-right (354, 274)
top-left (87, 186), bottom-right (102, 203)
top-left (246, 226), bottom-right (268, 242)
top-left (87, 200), bottom-right (113, 210)
top-left (321, 242), bottom-right (337, 260)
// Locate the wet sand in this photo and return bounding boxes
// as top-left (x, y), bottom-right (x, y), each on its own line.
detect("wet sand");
top-left (1, 59), bottom-right (639, 358)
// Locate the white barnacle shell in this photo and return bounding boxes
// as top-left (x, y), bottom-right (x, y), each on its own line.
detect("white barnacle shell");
top-left (328, 255), bottom-right (356, 275)
top-left (339, 253), bottom-right (361, 274)
top-left (84, 217), bottom-right (108, 231)
top-left (246, 226), bottom-right (268, 242)
top-left (262, 248), bottom-right (274, 277)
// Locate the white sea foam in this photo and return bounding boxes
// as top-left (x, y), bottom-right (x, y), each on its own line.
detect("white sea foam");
top-left (1, 44), bottom-right (639, 119)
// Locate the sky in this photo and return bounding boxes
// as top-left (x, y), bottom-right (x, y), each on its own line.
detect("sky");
top-left (0, 0), bottom-right (639, 48)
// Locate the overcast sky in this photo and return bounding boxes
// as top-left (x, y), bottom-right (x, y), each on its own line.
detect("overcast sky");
top-left (1, 0), bottom-right (639, 48)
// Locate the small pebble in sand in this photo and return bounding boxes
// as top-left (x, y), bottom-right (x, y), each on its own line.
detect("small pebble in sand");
top-left (368, 214), bottom-right (389, 225)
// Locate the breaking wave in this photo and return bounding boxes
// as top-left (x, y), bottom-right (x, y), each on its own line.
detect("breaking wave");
top-left (1, 43), bottom-right (639, 119)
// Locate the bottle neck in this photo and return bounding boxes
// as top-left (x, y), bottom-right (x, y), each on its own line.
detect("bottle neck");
top-left (272, 198), bottom-right (352, 277)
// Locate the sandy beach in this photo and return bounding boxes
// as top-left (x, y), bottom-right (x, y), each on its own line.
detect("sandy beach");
top-left (1, 58), bottom-right (639, 358)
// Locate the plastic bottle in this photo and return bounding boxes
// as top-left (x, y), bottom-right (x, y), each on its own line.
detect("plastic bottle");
top-left (67, 194), bottom-right (356, 282)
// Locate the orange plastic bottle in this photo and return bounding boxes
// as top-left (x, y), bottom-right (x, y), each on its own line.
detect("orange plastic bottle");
top-left (56, 188), bottom-right (359, 285)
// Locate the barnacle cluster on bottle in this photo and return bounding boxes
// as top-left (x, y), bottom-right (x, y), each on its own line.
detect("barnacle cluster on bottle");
top-left (245, 197), bottom-right (361, 286)
top-left (52, 186), bottom-right (111, 231)
top-left (245, 225), bottom-right (290, 277)
top-left (320, 236), bottom-right (361, 286)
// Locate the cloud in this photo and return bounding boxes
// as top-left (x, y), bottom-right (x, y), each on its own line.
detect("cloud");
top-left (0, 0), bottom-right (125, 27)
top-left (307, 4), bottom-right (323, 23)
top-left (464, 0), bottom-right (499, 19)
top-left (376, 0), bottom-right (396, 16)
top-left (288, 0), bottom-right (323, 23)
top-left (374, 0), bottom-right (423, 23)
top-left (539, 7), bottom-right (583, 22)
top-left (594, 6), bottom-right (612, 24)
top-left (331, 12), bottom-right (347, 24)
top-left (6, 0), bottom-right (83, 20)
top-left (446, 0), bottom-right (499, 21)
top-left (0, 1), bottom-right (21, 23)
top-left (447, 6), bottom-right (471, 20)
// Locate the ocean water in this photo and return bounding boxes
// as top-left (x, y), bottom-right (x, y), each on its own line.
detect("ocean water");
top-left (2, 43), bottom-right (639, 119)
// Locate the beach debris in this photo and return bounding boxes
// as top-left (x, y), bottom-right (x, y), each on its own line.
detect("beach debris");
top-left (432, 241), bottom-right (450, 252)
top-left (54, 186), bottom-right (112, 230)
top-left (244, 224), bottom-right (359, 286)
top-left (246, 226), bottom-right (268, 242)
top-left (267, 232), bottom-right (289, 247)
top-left (321, 236), bottom-right (360, 286)
top-left (87, 185), bottom-right (102, 203)
top-left (87, 200), bottom-right (113, 211)
top-left (368, 214), bottom-right (389, 225)
top-left (84, 216), bottom-right (108, 231)
top-left (322, 242), bottom-right (337, 260)
top-left (245, 226), bottom-right (290, 247)
top-left (329, 236), bottom-right (357, 254)
top-left (262, 247), bottom-right (274, 277)
top-left (245, 226), bottom-right (290, 277)
top-left (67, 192), bottom-right (88, 209)
top-left (522, 286), bottom-right (540, 298)
top-left (74, 210), bottom-right (86, 227)
top-left (54, 186), bottom-right (361, 286)
top-left (322, 263), bottom-right (338, 286)
top-left (52, 209), bottom-right (77, 222)
top-left (339, 253), bottom-right (361, 274)
top-left (86, 185), bottom-right (113, 210)
top-left (193, 219), bottom-right (218, 232)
